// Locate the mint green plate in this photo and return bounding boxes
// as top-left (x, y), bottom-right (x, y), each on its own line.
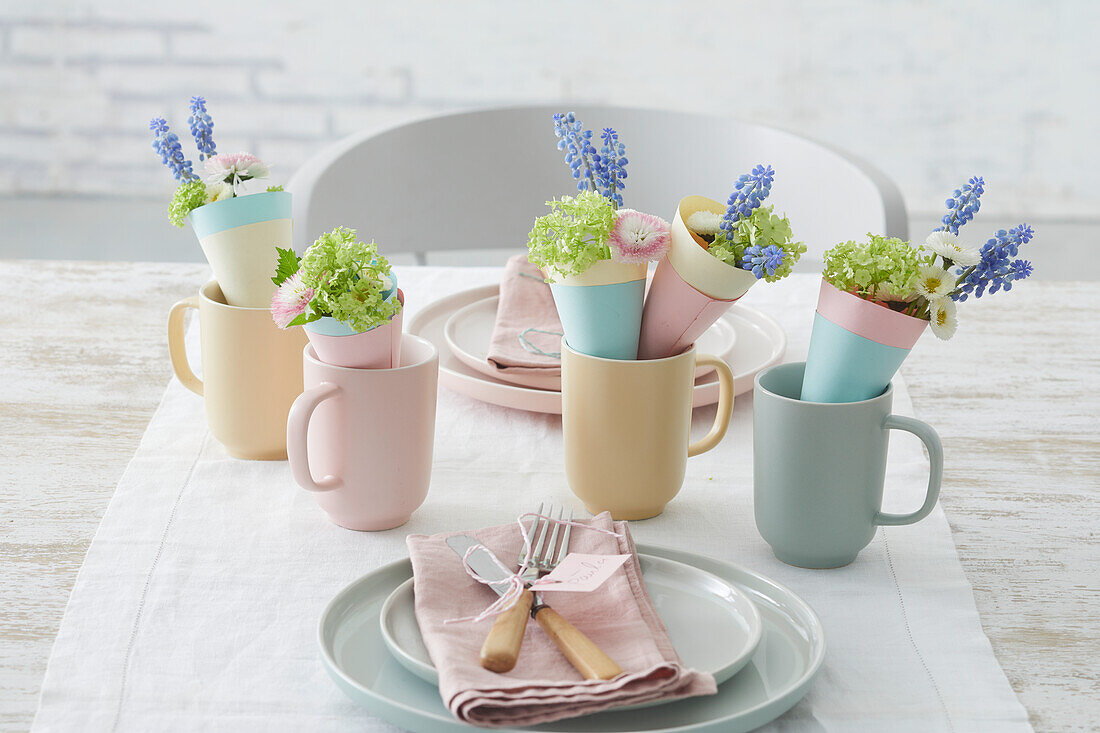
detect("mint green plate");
top-left (318, 544), bottom-right (825, 732)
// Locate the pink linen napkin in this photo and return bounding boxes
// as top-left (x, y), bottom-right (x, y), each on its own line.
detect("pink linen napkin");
top-left (486, 254), bottom-right (563, 376)
top-left (406, 513), bottom-right (717, 728)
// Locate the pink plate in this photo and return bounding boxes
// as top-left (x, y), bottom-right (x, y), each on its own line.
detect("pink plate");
top-left (408, 285), bottom-right (786, 415)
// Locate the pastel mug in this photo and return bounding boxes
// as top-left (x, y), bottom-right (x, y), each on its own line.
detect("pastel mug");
top-left (561, 340), bottom-right (735, 520)
top-left (753, 362), bottom-right (943, 568)
top-left (168, 280), bottom-right (307, 459)
top-left (287, 335), bottom-right (438, 531)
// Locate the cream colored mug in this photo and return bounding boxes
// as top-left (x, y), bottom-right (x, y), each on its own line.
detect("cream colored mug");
top-left (168, 280), bottom-right (307, 459)
top-left (561, 340), bottom-right (735, 520)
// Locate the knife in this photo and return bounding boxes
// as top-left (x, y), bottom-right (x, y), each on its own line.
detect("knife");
top-left (446, 534), bottom-right (623, 680)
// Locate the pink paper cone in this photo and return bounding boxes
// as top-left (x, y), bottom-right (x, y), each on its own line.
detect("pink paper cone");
top-left (638, 258), bottom-right (740, 359)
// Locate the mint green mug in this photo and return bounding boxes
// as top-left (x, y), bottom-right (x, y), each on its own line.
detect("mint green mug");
top-left (753, 362), bottom-right (943, 568)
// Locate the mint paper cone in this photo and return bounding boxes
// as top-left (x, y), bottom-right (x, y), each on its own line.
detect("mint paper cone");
top-left (800, 279), bottom-right (928, 403)
top-left (548, 259), bottom-right (647, 360)
top-left (638, 196), bottom-right (757, 360)
top-left (189, 190), bottom-right (292, 308)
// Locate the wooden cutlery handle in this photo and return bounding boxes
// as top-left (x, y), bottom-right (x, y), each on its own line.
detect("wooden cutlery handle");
top-left (479, 588), bottom-right (534, 672)
top-left (534, 606), bottom-right (623, 681)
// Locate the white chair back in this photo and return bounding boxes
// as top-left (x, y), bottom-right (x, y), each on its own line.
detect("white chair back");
top-left (288, 105), bottom-right (906, 262)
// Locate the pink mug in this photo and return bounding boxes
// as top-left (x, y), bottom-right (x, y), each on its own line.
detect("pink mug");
top-left (287, 335), bottom-right (438, 531)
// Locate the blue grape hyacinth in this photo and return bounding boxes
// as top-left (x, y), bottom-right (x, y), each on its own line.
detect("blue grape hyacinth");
top-left (594, 127), bottom-right (628, 207)
top-left (720, 164), bottom-right (774, 236)
top-left (149, 117), bottom-right (195, 182)
top-left (553, 112), bottom-right (598, 194)
top-left (742, 243), bottom-right (786, 279)
top-left (187, 96), bottom-right (216, 161)
top-left (936, 176), bottom-right (985, 234)
top-left (953, 223), bottom-right (1035, 300)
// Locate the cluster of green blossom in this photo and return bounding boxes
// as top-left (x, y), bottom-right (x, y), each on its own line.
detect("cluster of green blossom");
top-left (298, 227), bottom-right (399, 332)
top-left (822, 234), bottom-right (925, 301)
top-left (526, 190), bottom-right (616, 279)
top-left (167, 180), bottom-right (208, 227)
top-left (707, 206), bottom-right (807, 283)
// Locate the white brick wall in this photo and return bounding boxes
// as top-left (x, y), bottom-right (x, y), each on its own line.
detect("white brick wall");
top-left (0, 0), bottom-right (1096, 222)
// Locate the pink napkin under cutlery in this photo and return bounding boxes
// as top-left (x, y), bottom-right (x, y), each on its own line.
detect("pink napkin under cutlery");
top-left (406, 513), bottom-right (717, 728)
top-left (486, 254), bottom-right (563, 375)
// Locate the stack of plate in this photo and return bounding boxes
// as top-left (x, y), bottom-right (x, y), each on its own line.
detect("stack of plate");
top-left (407, 285), bottom-right (787, 414)
top-left (319, 545), bottom-right (825, 732)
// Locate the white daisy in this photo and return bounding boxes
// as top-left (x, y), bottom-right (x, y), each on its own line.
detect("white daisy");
top-left (686, 210), bottom-right (722, 236)
top-left (204, 152), bottom-right (271, 195)
top-left (925, 231), bottom-right (980, 267)
top-left (915, 265), bottom-right (954, 300)
top-left (204, 182), bottom-right (233, 204)
top-left (927, 297), bottom-right (958, 340)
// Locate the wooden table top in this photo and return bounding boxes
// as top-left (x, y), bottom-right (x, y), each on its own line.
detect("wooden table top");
top-left (1, 261), bottom-right (1096, 733)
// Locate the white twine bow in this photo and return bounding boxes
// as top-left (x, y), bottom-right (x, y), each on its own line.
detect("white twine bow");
top-left (443, 512), bottom-right (623, 624)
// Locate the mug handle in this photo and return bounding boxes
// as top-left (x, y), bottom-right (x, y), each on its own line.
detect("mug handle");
top-left (167, 296), bottom-right (203, 396)
top-left (286, 382), bottom-right (343, 492)
top-left (874, 415), bottom-right (943, 526)
top-left (688, 354), bottom-right (735, 457)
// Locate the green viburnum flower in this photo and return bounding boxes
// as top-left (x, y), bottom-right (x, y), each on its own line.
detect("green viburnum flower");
top-left (298, 227), bottom-right (400, 332)
top-left (822, 233), bottom-right (925, 302)
top-left (266, 184), bottom-right (284, 192)
top-left (167, 180), bottom-right (207, 228)
top-left (526, 190), bottom-right (616, 280)
top-left (708, 206), bottom-right (807, 282)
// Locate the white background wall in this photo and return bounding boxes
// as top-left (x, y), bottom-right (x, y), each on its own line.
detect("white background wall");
top-left (0, 0), bottom-right (1096, 272)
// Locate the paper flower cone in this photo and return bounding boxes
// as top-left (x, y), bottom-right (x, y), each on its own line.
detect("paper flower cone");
top-left (304, 290), bottom-right (404, 369)
top-left (800, 280), bottom-right (928, 403)
top-left (548, 259), bottom-right (647, 360)
top-left (189, 190), bottom-right (293, 308)
top-left (638, 195), bottom-right (758, 359)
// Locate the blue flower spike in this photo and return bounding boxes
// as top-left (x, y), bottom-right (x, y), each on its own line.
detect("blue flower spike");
top-left (149, 117), bottom-right (196, 182)
top-left (936, 176), bottom-right (985, 234)
top-left (953, 223), bottom-right (1035, 300)
top-left (187, 96), bottom-right (216, 161)
top-left (720, 164), bottom-right (775, 235)
top-left (552, 112), bottom-right (628, 208)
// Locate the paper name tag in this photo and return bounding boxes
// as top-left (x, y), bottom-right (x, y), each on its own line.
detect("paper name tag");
top-left (528, 553), bottom-right (630, 592)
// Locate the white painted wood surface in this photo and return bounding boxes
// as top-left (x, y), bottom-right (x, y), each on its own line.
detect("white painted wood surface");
top-left (1, 261), bottom-right (1096, 732)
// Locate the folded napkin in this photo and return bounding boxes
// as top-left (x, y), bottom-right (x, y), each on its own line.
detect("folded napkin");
top-left (486, 254), bottom-right (563, 375)
top-left (406, 513), bottom-right (717, 728)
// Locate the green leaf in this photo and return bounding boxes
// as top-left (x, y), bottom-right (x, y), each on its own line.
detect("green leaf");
top-left (272, 247), bottom-right (300, 286)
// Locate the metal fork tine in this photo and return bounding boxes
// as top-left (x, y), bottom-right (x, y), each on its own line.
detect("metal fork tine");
top-left (519, 502), bottom-right (543, 566)
top-left (531, 504), bottom-right (552, 569)
top-left (554, 508), bottom-right (573, 567)
top-left (541, 505), bottom-right (563, 570)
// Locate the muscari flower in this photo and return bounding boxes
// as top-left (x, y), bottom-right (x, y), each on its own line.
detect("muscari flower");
top-left (924, 231), bottom-right (980, 267)
top-left (952, 224), bottom-right (1035, 301)
top-left (553, 112), bottom-right (598, 194)
top-left (204, 152), bottom-right (270, 195)
top-left (608, 209), bottom-right (671, 264)
top-left (936, 176), bottom-right (984, 234)
top-left (928, 297), bottom-right (958, 340)
top-left (594, 127), bottom-right (628, 208)
top-left (149, 117), bottom-right (196, 182)
top-left (720, 164), bottom-right (774, 236)
top-left (915, 265), bottom-right (954, 300)
top-left (741, 243), bottom-right (785, 279)
top-left (187, 96), bottom-right (216, 161)
top-left (271, 271), bottom-right (315, 329)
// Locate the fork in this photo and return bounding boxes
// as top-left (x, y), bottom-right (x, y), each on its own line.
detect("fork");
top-left (479, 503), bottom-right (622, 680)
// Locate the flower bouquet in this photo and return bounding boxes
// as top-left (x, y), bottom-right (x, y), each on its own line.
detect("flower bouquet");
top-left (638, 165), bottom-right (805, 359)
top-left (527, 113), bottom-right (671, 360)
top-left (270, 227), bottom-right (403, 369)
top-left (801, 176), bottom-right (1036, 403)
top-left (150, 96), bottom-right (289, 308)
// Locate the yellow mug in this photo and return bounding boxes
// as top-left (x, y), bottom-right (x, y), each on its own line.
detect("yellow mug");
top-left (561, 340), bottom-right (735, 520)
top-left (168, 280), bottom-right (307, 459)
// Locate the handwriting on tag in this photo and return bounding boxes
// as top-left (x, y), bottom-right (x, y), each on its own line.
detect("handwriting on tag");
top-left (528, 553), bottom-right (631, 592)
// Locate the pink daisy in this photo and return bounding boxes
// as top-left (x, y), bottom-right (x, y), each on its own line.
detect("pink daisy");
top-left (608, 209), bottom-right (671, 264)
top-left (270, 272), bottom-right (314, 329)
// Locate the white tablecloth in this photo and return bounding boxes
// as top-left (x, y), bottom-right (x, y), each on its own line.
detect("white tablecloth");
top-left (31, 270), bottom-right (1031, 733)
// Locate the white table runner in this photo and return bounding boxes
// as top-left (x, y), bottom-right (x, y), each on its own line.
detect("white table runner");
top-left (31, 270), bottom-right (1031, 733)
